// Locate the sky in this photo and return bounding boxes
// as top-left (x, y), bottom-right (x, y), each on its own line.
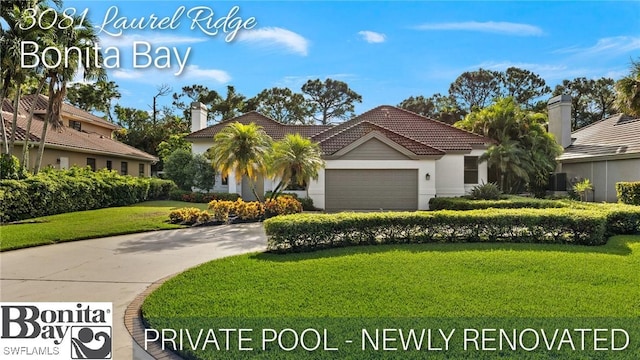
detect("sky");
top-left (59, 0), bottom-right (640, 116)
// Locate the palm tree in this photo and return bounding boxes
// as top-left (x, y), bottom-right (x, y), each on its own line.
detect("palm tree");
top-left (34, 11), bottom-right (105, 172)
top-left (480, 138), bottom-right (529, 193)
top-left (209, 122), bottom-right (272, 201)
top-left (615, 60), bottom-right (640, 117)
top-left (267, 133), bottom-right (325, 201)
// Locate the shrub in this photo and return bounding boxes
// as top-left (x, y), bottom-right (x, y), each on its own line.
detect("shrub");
top-left (168, 207), bottom-right (207, 225)
top-left (234, 199), bottom-right (264, 221)
top-left (573, 179), bottom-right (594, 201)
top-left (468, 182), bottom-right (502, 200)
top-left (0, 167), bottom-right (175, 222)
top-left (429, 196), bottom-right (568, 211)
top-left (0, 154), bottom-right (26, 180)
top-left (299, 197), bottom-right (317, 211)
top-left (264, 208), bottom-right (609, 253)
top-left (169, 190), bottom-right (240, 203)
top-left (208, 200), bottom-right (236, 222)
top-left (265, 196), bottom-right (303, 217)
top-left (616, 182), bottom-right (640, 205)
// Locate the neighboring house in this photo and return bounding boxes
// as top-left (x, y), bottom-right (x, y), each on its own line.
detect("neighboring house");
top-left (186, 102), bottom-right (492, 211)
top-left (550, 95), bottom-right (640, 202)
top-left (1, 94), bottom-right (157, 175)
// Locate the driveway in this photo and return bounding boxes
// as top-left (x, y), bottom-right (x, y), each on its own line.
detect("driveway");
top-left (0, 223), bottom-right (267, 359)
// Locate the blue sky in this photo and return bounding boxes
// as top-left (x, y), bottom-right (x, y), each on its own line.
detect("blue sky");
top-left (65, 0), bottom-right (640, 115)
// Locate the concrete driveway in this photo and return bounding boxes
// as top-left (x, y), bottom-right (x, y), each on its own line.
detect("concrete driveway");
top-left (0, 223), bottom-right (267, 359)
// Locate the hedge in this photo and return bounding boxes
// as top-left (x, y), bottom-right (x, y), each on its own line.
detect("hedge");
top-left (0, 167), bottom-right (176, 222)
top-left (264, 209), bottom-right (609, 253)
top-left (617, 182), bottom-right (640, 205)
top-left (428, 196), bottom-right (569, 211)
top-left (168, 189), bottom-right (240, 203)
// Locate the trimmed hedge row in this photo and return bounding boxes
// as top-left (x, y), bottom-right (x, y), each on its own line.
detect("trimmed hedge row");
top-left (0, 167), bottom-right (176, 222)
top-left (168, 189), bottom-right (241, 203)
top-left (428, 196), bottom-right (569, 210)
top-left (617, 182), bottom-right (640, 205)
top-left (264, 209), bottom-right (611, 253)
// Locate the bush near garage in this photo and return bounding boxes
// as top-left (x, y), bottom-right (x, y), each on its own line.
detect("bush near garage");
top-left (264, 208), bottom-right (611, 253)
top-left (428, 196), bottom-right (569, 211)
top-left (168, 189), bottom-right (241, 203)
top-left (617, 181), bottom-right (640, 205)
top-left (0, 167), bottom-right (176, 223)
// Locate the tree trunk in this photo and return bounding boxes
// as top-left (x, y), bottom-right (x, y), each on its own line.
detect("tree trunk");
top-left (8, 83), bottom-right (22, 153)
top-left (35, 80), bottom-right (56, 173)
top-left (0, 85), bottom-right (9, 154)
top-left (22, 77), bottom-right (47, 170)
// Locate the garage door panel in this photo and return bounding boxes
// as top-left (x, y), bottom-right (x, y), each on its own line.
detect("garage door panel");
top-left (325, 169), bottom-right (418, 211)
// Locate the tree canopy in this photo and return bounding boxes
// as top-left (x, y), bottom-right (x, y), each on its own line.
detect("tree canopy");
top-left (302, 78), bottom-right (362, 124)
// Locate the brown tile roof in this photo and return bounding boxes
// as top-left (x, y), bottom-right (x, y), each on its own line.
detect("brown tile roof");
top-left (187, 105), bottom-right (492, 156)
top-left (558, 113), bottom-right (640, 161)
top-left (186, 111), bottom-right (333, 140)
top-left (1, 111), bottom-right (157, 162)
top-left (4, 94), bottom-right (119, 130)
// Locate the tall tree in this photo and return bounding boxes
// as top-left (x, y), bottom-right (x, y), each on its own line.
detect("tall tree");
top-left (449, 68), bottom-right (501, 113)
top-left (456, 97), bottom-right (561, 194)
top-left (211, 85), bottom-right (246, 121)
top-left (398, 93), bottom-right (466, 124)
top-left (248, 87), bottom-right (314, 124)
top-left (615, 60), bottom-right (640, 117)
top-left (210, 122), bottom-right (272, 201)
top-left (35, 9), bottom-right (105, 173)
top-left (151, 83), bottom-right (171, 125)
top-left (266, 133), bottom-right (325, 200)
top-left (499, 67), bottom-right (550, 110)
top-left (301, 78), bottom-right (362, 124)
top-left (172, 84), bottom-right (220, 123)
top-left (66, 80), bottom-right (121, 121)
top-left (553, 77), bottom-right (616, 129)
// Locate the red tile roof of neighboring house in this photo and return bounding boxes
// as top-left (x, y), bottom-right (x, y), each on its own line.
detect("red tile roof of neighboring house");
top-left (187, 105), bottom-right (492, 156)
top-left (1, 111), bottom-right (157, 162)
top-left (3, 94), bottom-right (119, 130)
top-left (558, 113), bottom-right (640, 161)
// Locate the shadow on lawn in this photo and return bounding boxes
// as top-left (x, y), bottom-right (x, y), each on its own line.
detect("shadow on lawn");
top-left (251, 235), bottom-right (640, 263)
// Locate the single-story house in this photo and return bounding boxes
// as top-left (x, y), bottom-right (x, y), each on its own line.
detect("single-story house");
top-left (186, 102), bottom-right (492, 211)
top-left (549, 95), bottom-right (640, 202)
top-left (1, 94), bottom-right (157, 175)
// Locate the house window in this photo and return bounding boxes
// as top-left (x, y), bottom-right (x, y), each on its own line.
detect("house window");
top-left (464, 156), bottom-right (479, 184)
top-left (121, 161), bottom-right (128, 175)
top-left (221, 175), bottom-right (228, 185)
top-left (69, 120), bottom-right (81, 131)
top-left (86, 158), bottom-right (96, 171)
top-left (139, 164), bottom-right (145, 177)
top-left (106, 160), bottom-right (112, 170)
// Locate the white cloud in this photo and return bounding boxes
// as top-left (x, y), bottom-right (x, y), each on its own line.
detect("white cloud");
top-left (554, 36), bottom-right (640, 56)
top-left (275, 73), bottom-right (356, 89)
top-left (414, 21), bottom-right (543, 36)
top-left (236, 27), bottom-right (309, 56)
top-left (358, 30), bottom-right (386, 43)
top-left (110, 65), bottom-right (231, 83)
top-left (98, 33), bottom-right (206, 48)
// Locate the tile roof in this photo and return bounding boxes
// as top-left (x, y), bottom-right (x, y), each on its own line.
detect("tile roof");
top-left (186, 105), bottom-right (492, 156)
top-left (4, 94), bottom-right (118, 130)
top-left (1, 111), bottom-right (158, 162)
top-left (558, 113), bottom-right (640, 161)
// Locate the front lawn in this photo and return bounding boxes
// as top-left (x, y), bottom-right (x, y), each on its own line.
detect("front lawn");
top-left (0, 201), bottom-right (207, 251)
top-left (142, 235), bottom-right (640, 359)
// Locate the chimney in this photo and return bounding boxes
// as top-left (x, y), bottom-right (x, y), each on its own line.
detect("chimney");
top-left (190, 102), bottom-right (208, 133)
top-left (547, 94), bottom-right (572, 148)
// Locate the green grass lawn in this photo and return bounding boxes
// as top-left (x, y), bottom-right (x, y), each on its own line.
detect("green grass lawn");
top-left (142, 236), bottom-right (640, 359)
top-left (0, 201), bottom-right (207, 251)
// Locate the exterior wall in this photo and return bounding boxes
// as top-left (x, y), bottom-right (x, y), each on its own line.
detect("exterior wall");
top-left (338, 138), bottom-right (410, 160)
top-left (11, 144), bottom-right (152, 177)
top-left (435, 150), bottom-right (488, 197)
top-left (66, 119), bottom-right (112, 137)
top-left (562, 158), bottom-right (640, 202)
top-left (191, 140), bottom-right (211, 156)
top-left (307, 159), bottom-right (437, 211)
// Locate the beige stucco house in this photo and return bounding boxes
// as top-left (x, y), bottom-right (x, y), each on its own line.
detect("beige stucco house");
top-left (1, 94), bottom-right (157, 175)
top-left (550, 95), bottom-right (640, 202)
top-left (186, 103), bottom-right (492, 211)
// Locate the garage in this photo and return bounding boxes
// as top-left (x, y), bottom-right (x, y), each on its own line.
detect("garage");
top-left (325, 169), bottom-right (418, 211)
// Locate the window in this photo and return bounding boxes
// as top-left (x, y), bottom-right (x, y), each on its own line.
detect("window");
top-left (121, 161), bottom-right (128, 175)
top-left (139, 164), bottom-right (145, 177)
top-left (106, 160), bottom-right (112, 170)
top-left (221, 175), bottom-right (228, 185)
top-left (69, 120), bottom-right (81, 131)
top-left (86, 158), bottom-right (96, 171)
top-left (464, 156), bottom-right (479, 184)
